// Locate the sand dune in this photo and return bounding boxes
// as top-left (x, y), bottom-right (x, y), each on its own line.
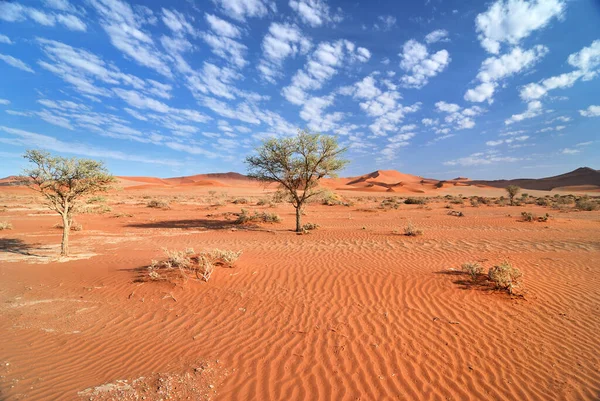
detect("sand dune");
top-left (0, 182), bottom-right (599, 400)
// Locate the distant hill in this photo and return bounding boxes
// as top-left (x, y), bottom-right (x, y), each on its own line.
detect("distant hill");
top-left (469, 167), bottom-right (600, 191)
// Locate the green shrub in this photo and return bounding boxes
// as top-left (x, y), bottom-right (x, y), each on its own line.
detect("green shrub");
top-left (86, 195), bottom-right (107, 204)
top-left (380, 197), bottom-right (402, 209)
top-left (575, 197), bottom-right (599, 211)
top-left (405, 197), bottom-right (427, 205)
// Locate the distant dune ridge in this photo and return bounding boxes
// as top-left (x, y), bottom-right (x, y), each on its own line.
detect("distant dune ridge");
top-left (2, 167), bottom-right (599, 192)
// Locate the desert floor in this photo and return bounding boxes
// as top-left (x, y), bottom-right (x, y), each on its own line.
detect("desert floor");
top-left (0, 186), bottom-right (599, 401)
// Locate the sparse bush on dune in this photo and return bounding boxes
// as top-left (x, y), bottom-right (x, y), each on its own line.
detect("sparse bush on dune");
top-left (448, 210), bottom-right (464, 217)
top-left (405, 197), bottom-right (427, 205)
top-left (302, 222), bottom-right (320, 231)
top-left (232, 198), bottom-right (248, 204)
top-left (461, 262), bottom-right (483, 281)
top-left (403, 222), bottom-right (423, 236)
top-left (54, 221), bottom-right (82, 231)
top-left (488, 261), bottom-right (522, 295)
top-left (235, 208), bottom-right (281, 224)
top-left (147, 199), bottom-right (170, 209)
top-left (470, 197), bottom-right (479, 207)
top-left (521, 211), bottom-right (550, 222)
top-left (86, 195), bottom-right (107, 204)
top-left (318, 190), bottom-right (353, 206)
top-left (148, 248), bottom-right (242, 282)
top-left (380, 197), bottom-right (402, 209)
top-left (0, 221), bottom-right (13, 230)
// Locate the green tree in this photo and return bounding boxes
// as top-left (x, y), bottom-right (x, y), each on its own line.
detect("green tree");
top-left (245, 130), bottom-right (348, 232)
top-left (505, 185), bottom-right (521, 206)
top-left (22, 150), bottom-right (116, 256)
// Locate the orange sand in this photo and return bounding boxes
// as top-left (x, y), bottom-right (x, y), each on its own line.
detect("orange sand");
top-left (0, 177), bottom-right (599, 400)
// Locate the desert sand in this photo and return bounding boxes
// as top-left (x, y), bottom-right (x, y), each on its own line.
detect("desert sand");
top-left (0, 173), bottom-right (599, 400)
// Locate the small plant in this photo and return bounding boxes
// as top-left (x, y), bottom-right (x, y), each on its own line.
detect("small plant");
top-left (461, 262), bottom-right (483, 281)
top-left (0, 221), bottom-right (13, 230)
top-left (380, 197), bottom-right (401, 209)
top-left (434, 181), bottom-right (445, 189)
top-left (86, 195), bottom-right (107, 204)
top-left (147, 248), bottom-right (241, 282)
top-left (210, 249), bottom-right (242, 267)
top-left (487, 261), bottom-right (522, 294)
top-left (521, 211), bottom-right (535, 222)
top-left (405, 197), bottom-right (427, 205)
top-left (232, 198), bottom-right (248, 204)
top-left (470, 198), bottom-right (479, 207)
top-left (54, 221), bottom-right (82, 231)
top-left (235, 209), bottom-right (281, 224)
top-left (448, 210), bottom-right (464, 217)
top-left (403, 222), bottom-right (423, 236)
top-left (147, 199), bottom-right (170, 209)
top-left (302, 222), bottom-right (320, 231)
top-left (538, 213), bottom-right (550, 222)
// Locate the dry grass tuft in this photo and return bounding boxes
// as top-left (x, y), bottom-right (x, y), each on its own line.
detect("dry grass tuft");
top-left (461, 262), bottom-right (483, 281)
top-left (0, 221), bottom-right (13, 230)
top-left (148, 248), bottom-right (242, 282)
top-left (147, 199), bottom-right (170, 209)
top-left (403, 222), bottom-right (423, 236)
top-left (488, 261), bottom-right (522, 294)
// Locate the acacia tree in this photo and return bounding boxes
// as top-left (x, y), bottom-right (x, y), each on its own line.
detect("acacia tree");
top-left (505, 185), bottom-right (521, 206)
top-left (246, 130), bottom-right (348, 232)
top-left (22, 150), bottom-right (116, 256)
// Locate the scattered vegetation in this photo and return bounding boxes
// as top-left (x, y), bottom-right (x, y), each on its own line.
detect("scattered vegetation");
top-left (380, 197), bottom-right (402, 209)
top-left (434, 181), bottom-right (445, 189)
top-left (461, 262), bottom-right (483, 281)
top-left (403, 222), bottom-right (423, 236)
top-left (521, 211), bottom-right (550, 222)
top-left (54, 221), bottom-right (83, 231)
top-left (404, 197), bottom-right (427, 205)
top-left (0, 221), bottom-right (13, 230)
top-left (320, 190), bottom-right (352, 206)
top-left (575, 196), bottom-right (599, 211)
top-left (488, 261), bottom-right (523, 295)
top-left (235, 208), bottom-right (281, 224)
top-left (86, 195), bottom-right (107, 204)
top-left (232, 198), bottom-right (248, 204)
top-left (148, 248), bottom-right (242, 282)
top-left (448, 210), bottom-right (464, 217)
top-left (302, 222), bottom-right (320, 231)
top-left (147, 199), bottom-right (170, 209)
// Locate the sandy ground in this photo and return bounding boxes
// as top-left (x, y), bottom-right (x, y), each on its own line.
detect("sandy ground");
top-left (0, 184), bottom-right (599, 401)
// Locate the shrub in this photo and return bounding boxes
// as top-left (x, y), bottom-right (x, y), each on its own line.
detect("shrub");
top-left (434, 181), bottom-right (445, 189)
top-left (505, 185), bottom-right (521, 205)
top-left (448, 210), bottom-right (464, 217)
top-left (82, 204), bottom-right (112, 214)
top-left (461, 262), bottom-right (483, 281)
top-left (54, 221), bottom-right (82, 231)
top-left (487, 261), bottom-right (522, 294)
top-left (147, 199), bottom-right (170, 209)
top-left (256, 198), bottom-right (272, 206)
top-left (0, 221), bottom-right (13, 230)
top-left (470, 198), bottom-right (479, 207)
top-left (521, 211), bottom-right (535, 222)
top-left (380, 197), bottom-right (402, 209)
top-left (235, 209), bottom-right (281, 224)
top-left (405, 197), bottom-right (427, 205)
top-left (536, 197), bottom-right (552, 206)
top-left (450, 197), bottom-right (463, 205)
top-left (319, 190), bottom-right (353, 206)
top-left (575, 197), bottom-right (599, 211)
top-left (148, 248), bottom-right (241, 282)
top-left (403, 222), bottom-right (423, 236)
top-left (232, 198), bottom-right (248, 204)
top-left (302, 222), bottom-right (320, 231)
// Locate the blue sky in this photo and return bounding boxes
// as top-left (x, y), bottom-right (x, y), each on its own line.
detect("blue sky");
top-left (0, 0), bottom-right (598, 180)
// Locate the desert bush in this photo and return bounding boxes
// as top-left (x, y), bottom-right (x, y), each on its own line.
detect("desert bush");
top-left (0, 221), bottom-right (13, 230)
top-left (82, 204), bottom-right (112, 214)
top-left (487, 261), bottom-right (522, 294)
top-left (256, 198), bottom-right (272, 206)
top-left (86, 195), bottom-right (107, 204)
top-left (522, 211), bottom-right (550, 222)
top-left (461, 262), bottom-right (483, 281)
top-left (302, 222), bottom-right (320, 231)
top-left (575, 197), bottom-right (599, 211)
top-left (112, 212), bottom-right (134, 218)
top-left (403, 222), bottom-right (423, 236)
top-left (148, 248), bottom-right (241, 282)
top-left (147, 199), bottom-right (170, 209)
top-left (470, 198), bottom-right (479, 207)
top-left (318, 190), bottom-right (353, 206)
top-left (380, 197), bottom-right (402, 209)
top-left (405, 197), bottom-right (427, 205)
top-left (232, 198), bottom-right (248, 204)
top-left (448, 210), bottom-right (464, 217)
top-left (536, 197), bottom-right (552, 206)
top-left (235, 209), bottom-right (281, 224)
top-left (434, 181), bottom-right (445, 189)
top-left (505, 185), bottom-right (520, 205)
top-left (450, 197), bottom-right (463, 205)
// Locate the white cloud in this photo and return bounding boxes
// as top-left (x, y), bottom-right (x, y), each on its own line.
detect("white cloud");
top-left (55, 14), bottom-right (86, 31)
top-left (0, 99), bottom-right (10, 105)
top-left (0, 34), bottom-right (13, 45)
top-left (282, 40), bottom-right (370, 105)
top-left (579, 105), bottom-right (600, 117)
top-left (444, 151), bottom-right (520, 166)
top-left (212, 0), bottom-right (274, 21)
top-left (399, 39), bottom-right (450, 88)
top-left (435, 102), bottom-right (485, 130)
top-left (113, 89), bottom-right (170, 113)
top-left (0, 2), bottom-right (87, 31)
top-left (201, 32), bottom-right (247, 68)
top-left (475, 0), bottom-right (565, 54)
top-left (505, 100), bottom-right (543, 124)
top-left (0, 53), bottom-right (34, 73)
top-left (258, 22), bottom-right (311, 83)
top-left (435, 101), bottom-right (460, 113)
top-left (425, 29), bottom-right (449, 44)
top-left (162, 8), bottom-right (196, 36)
top-left (422, 118), bottom-right (438, 126)
top-left (205, 14), bottom-right (242, 38)
top-left (290, 0), bottom-right (342, 27)
top-left (465, 45), bottom-right (548, 103)
top-left (90, 0), bottom-right (172, 78)
top-left (561, 148), bottom-right (579, 155)
top-left (520, 41), bottom-right (600, 101)
top-left (374, 15), bottom-right (396, 31)
top-left (486, 135), bottom-right (529, 146)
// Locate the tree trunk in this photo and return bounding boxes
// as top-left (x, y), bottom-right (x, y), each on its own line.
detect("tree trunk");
top-left (295, 205), bottom-right (302, 232)
top-left (61, 213), bottom-right (70, 257)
